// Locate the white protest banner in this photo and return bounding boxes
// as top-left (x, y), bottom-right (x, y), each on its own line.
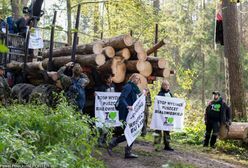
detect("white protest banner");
top-left (150, 96), bottom-right (186, 132)
top-left (95, 92), bottom-right (122, 128)
top-left (124, 94), bottom-right (146, 146)
top-left (28, 28), bottom-right (44, 49)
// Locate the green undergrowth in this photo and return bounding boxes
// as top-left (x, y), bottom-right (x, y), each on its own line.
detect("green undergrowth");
top-left (0, 96), bottom-right (105, 168)
top-left (162, 161), bottom-right (195, 168)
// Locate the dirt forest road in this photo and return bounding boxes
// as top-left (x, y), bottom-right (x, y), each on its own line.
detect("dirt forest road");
top-left (100, 140), bottom-right (248, 168)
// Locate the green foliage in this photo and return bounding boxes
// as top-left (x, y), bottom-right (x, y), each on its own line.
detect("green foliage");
top-left (171, 100), bottom-right (205, 145)
top-left (216, 140), bottom-right (248, 160)
top-left (0, 43), bottom-right (8, 53)
top-left (0, 98), bottom-right (105, 167)
top-left (176, 68), bottom-right (197, 92)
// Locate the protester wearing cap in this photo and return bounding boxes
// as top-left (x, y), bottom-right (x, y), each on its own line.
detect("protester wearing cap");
top-left (203, 91), bottom-right (231, 148)
top-left (0, 66), bottom-right (11, 106)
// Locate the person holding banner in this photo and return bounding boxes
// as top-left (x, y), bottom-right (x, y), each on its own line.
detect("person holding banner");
top-left (95, 72), bottom-right (116, 147)
top-left (203, 91), bottom-right (231, 148)
top-left (154, 80), bottom-right (174, 151)
top-left (108, 73), bottom-right (141, 159)
top-left (95, 72), bottom-right (115, 92)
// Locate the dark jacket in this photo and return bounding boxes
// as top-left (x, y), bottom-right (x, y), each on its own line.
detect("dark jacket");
top-left (158, 89), bottom-right (173, 97)
top-left (205, 97), bottom-right (231, 124)
top-left (15, 17), bottom-right (27, 37)
top-left (7, 17), bottom-right (15, 33)
top-left (71, 74), bottom-right (89, 111)
top-left (118, 82), bottom-right (140, 121)
top-left (95, 83), bottom-right (115, 92)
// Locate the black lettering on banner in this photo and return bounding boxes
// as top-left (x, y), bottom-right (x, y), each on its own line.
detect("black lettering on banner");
top-left (158, 100), bottom-right (167, 105)
top-left (167, 102), bottom-right (183, 107)
top-left (105, 112), bottom-right (109, 120)
top-left (96, 107), bottom-right (104, 111)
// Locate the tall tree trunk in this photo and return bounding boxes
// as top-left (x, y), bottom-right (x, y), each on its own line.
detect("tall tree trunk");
top-left (239, 2), bottom-right (243, 45)
top-left (66, 0), bottom-right (72, 45)
top-left (11, 0), bottom-right (20, 20)
top-left (11, 0), bottom-right (29, 20)
top-left (22, 0), bottom-right (29, 7)
top-left (222, 0), bottom-right (247, 119)
top-left (218, 46), bottom-right (225, 94)
top-left (224, 54), bottom-right (230, 106)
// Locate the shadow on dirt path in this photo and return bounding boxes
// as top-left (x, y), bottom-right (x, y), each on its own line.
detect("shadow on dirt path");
top-left (100, 140), bottom-right (247, 168)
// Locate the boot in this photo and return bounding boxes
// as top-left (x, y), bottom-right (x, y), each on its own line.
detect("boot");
top-left (107, 137), bottom-right (117, 156)
top-left (124, 146), bottom-right (138, 159)
top-left (164, 142), bottom-right (174, 151)
top-left (154, 130), bottom-right (162, 145)
top-left (203, 133), bottom-right (210, 147)
top-left (98, 132), bottom-right (107, 148)
top-left (210, 135), bottom-right (217, 148)
top-left (164, 131), bottom-right (174, 151)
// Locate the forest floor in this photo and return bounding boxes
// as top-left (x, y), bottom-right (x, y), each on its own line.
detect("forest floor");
top-left (98, 136), bottom-right (248, 168)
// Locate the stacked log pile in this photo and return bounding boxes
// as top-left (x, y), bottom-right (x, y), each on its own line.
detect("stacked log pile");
top-left (7, 34), bottom-right (173, 91)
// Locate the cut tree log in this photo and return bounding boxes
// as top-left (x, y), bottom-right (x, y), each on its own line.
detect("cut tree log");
top-left (42, 54), bottom-right (106, 70)
top-left (136, 61), bottom-right (152, 77)
top-left (126, 60), bottom-right (152, 77)
top-left (147, 39), bottom-right (168, 56)
top-left (95, 34), bottom-right (133, 51)
top-left (219, 122), bottom-right (248, 143)
top-left (116, 48), bottom-right (131, 60)
top-left (147, 57), bottom-right (169, 69)
top-left (98, 56), bottom-right (126, 83)
top-left (134, 41), bottom-right (145, 53)
top-left (128, 41), bottom-right (146, 60)
top-left (126, 60), bottom-right (139, 73)
top-left (151, 68), bottom-right (175, 78)
top-left (102, 46), bottom-right (115, 58)
top-left (42, 43), bottom-right (102, 58)
top-left (137, 50), bottom-right (147, 61)
top-left (7, 61), bottom-right (44, 72)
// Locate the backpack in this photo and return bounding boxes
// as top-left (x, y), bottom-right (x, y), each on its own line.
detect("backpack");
top-left (66, 78), bottom-right (85, 110)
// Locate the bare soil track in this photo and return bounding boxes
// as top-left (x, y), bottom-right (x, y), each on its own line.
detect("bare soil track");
top-left (100, 140), bottom-right (248, 168)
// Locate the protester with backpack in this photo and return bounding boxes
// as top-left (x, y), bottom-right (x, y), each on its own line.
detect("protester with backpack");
top-left (46, 62), bottom-right (89, 113)
top-left (69, 63), bottom-right (89, 113)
